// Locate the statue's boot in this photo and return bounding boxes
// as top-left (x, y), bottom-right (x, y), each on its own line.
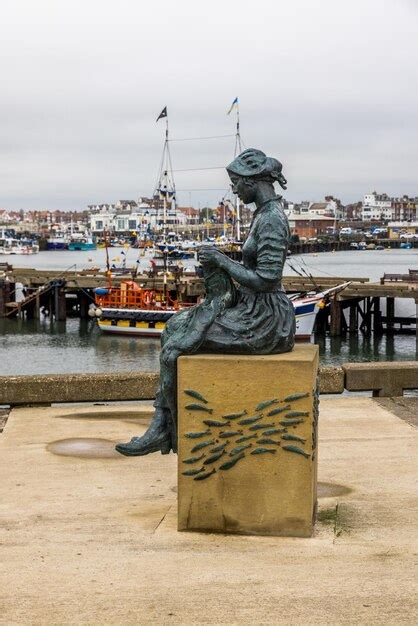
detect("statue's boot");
top-left (115, 411), bottom-right (171, 456)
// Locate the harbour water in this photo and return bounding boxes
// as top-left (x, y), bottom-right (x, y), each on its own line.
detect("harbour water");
top-left (1, 248), bottom-right (417, 375)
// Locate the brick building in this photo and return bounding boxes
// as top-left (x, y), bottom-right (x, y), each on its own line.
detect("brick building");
top-left (287, 214), bottom-right (335, 238)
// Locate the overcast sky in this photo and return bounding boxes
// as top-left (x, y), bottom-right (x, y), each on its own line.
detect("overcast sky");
top-left (1, 0), bottom-right (417, 210)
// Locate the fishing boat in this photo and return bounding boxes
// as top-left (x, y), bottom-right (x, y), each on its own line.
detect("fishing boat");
top-left (46, 232), bottom-right (68, 250)
top-left (91, 280), bottom-right (348, 339)
top-left (0, 235), bottom-right (39, 255)
top-left (91, 281), bottom-right (193, 336)
top-left (68, 234), bottom-right (96, 251)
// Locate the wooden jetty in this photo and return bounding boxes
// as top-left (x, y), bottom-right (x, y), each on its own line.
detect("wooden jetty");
top-left (1, 265), bottom-right (417, 337)
top-left (324, 271), bottom-right (418, 337)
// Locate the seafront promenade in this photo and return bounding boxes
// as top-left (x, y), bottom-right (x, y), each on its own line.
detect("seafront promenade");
top-left (0, 395), bottom-right (417, 624)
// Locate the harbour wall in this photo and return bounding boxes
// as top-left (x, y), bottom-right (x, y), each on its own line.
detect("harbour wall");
top-left (1, 361), bottom-right (417, 406)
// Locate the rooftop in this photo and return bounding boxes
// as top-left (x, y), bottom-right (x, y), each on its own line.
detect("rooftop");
top-left (308, 202), bottom-right (328, 211)
top-left (287, 213), bottom-right (335, 221)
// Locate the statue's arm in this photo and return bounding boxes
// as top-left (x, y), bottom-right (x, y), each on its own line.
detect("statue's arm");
top-left (199, 210), bottom-right (288, 291)
top-left (219, 212), bottom-right (287, 290)
top-left (218, 255), bottom-right (272, 291)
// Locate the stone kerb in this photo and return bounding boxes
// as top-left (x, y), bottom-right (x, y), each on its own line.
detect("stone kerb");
top-left (343, 361), bottom-right (418, 397)
top-left (0, 372), bottom-right (159, 405)
top-left (1, 362), bottom-right (417, 407)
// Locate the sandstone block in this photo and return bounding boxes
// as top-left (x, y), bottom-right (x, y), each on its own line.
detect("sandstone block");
top-left (177, 345), bottom-right (319, 537)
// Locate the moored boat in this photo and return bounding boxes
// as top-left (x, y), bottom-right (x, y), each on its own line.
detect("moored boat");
top-left (91, 280), bottom-right (344, 339)
top-left (46, 233), bottom-right (68, 250)
top-left (68, 235), bottom-right (96, 251)
top-left (0, 236), bottom-right (39, 255)
top-left (92, 281), bottom-right (193, 337)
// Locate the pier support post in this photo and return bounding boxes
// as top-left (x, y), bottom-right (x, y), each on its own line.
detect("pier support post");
top-left (0, 280), bottom-right (8, 317)
top-left (330, 296), bottom-right (342, 336)
top-left (386, 297), bottom-right (395, 334)
top-left (79, 292), bottom-right (90, 319)
top-left (35, 291), bottom-right (41, 319)
top-left (349, 302), bottom-right (358, 333)
top-left (361, 298), bottom-right (373, 334)
top-left (57, 289), bottom-right (67, 322)
top-left (416, 299), bottom-right (418, 342)
top-left (314, 305), bottom-right (328, 334)
top-left (53, 282), bottom-right (67, 322)
top-left (25, 290), bottom-right (36, 319)
top-left (373, 297), bottom-right (383, 335)
top-left (0, 279), bottom-right (15, 317)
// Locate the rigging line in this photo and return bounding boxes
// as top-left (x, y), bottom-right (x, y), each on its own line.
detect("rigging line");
top-left (176, 188), bottom-right (231, 191)
top-left (292, 254), bottom-right (338, 278)
top-left (290, 254), bottom-right (318, 282)
top-left (168, 134), bottom-right (235, 142)
top-left (77, 286), bottom-right (96, 302)
top-left (172, 166), bottom-right (225, 172)
top-left (166, 142), bottom-right (176, 193)
top-left (153, 140), bottom-right (167, 193)
top-left (298, 264), bottom-right (320, 291)
top-left (285, 261), bottom-right (305, 279)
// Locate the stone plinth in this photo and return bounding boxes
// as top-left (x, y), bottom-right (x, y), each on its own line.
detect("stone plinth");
top-left (177, 345), bottom-right (319, 537)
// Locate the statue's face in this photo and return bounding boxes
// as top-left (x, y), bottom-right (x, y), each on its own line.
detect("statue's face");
top-left (229, 174), bottom-right (257, 204)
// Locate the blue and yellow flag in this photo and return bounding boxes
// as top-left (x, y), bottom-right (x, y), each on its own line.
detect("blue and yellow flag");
top-left (227, 97), bottom-right (238, 115)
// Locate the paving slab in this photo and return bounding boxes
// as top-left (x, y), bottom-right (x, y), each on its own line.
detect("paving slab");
top-left (0, 398), bottom-right (417, 625)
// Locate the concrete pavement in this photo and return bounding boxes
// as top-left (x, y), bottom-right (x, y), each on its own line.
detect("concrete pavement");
top-left (0, 398), bottom-right (417, 625)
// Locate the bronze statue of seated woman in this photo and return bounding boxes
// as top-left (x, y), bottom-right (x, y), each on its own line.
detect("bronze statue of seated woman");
top-left (116, 148), bottom-right (296, 457)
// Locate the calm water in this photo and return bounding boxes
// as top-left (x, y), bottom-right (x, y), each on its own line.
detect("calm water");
top-left (1, 248), bottom-right (417, 375)
top-left (5, 245), bottom-right (418, 281)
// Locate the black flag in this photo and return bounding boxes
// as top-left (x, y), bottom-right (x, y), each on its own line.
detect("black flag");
top-left (156, 106), bottom-right (167, 122)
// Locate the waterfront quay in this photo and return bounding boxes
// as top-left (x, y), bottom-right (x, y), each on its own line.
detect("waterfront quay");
top-left (2, 264), bottom-right (417, 337)
top-left (1, 390), bottom-right (417, 624)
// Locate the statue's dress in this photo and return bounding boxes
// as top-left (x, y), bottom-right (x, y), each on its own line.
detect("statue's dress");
top-left (154, 198), bottom-right (296, 448)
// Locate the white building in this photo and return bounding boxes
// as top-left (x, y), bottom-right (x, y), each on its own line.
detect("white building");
top-left (289, 197), bottom-right (343, 219)
top-left (89, 198), bottom-right (187, 235)
top-left (362, 192), bottom-right (393, 221)
top-left (89, 205), bottom-right (116, 233)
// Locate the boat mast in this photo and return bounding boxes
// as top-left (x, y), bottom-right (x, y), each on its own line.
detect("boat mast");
top-left (233, 101), bottom-right (242, 241)
top-left (155, 107), bottom-right (176, 306)
top-left (163, 118), bottom-right (169, 246)
top-left (104, 229), bottom-right (112, 289)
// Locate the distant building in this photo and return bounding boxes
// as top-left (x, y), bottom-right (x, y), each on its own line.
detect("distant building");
top-left (177, 206), bottom-right (200, 224)
top-left (89, 196), bottom-right (188, 235)
top-left (388, 221), bottom-right (418, 239)
top-left (345, 201), bottom-right (362, 221)
top-left (324, 196), bottom-right (344, 219)
top-left (287, 214), bottom-right (335, 239)
top-left (0, 209), bottom-right (14, 224)
top-left (307, 202), bottom-right (329, 215)
top-left (289, 197), bottom-right (343, 220)
top-left (362, 192), bottom-right (418, 222)
top-left (295, 201), bottom-right (312, 214)
top-left (391, 196), bottom-right (418, 222)
top-left (362, 192), bottom-right (393, 221)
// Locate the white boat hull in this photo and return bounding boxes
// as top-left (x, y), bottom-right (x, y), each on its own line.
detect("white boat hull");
top-left (293, 299), bottom-right (321, 339)
top-left (0, 245), bottom-right (39, 255)
top-left (96, 298), bottom-right (321, 339)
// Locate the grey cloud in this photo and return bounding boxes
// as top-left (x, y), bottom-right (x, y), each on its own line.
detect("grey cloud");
top-left (0, 0), bottom-right (417, 209)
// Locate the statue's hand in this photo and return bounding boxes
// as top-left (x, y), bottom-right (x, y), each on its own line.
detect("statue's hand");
top-left (198, 247), bottom-right (225, 268)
